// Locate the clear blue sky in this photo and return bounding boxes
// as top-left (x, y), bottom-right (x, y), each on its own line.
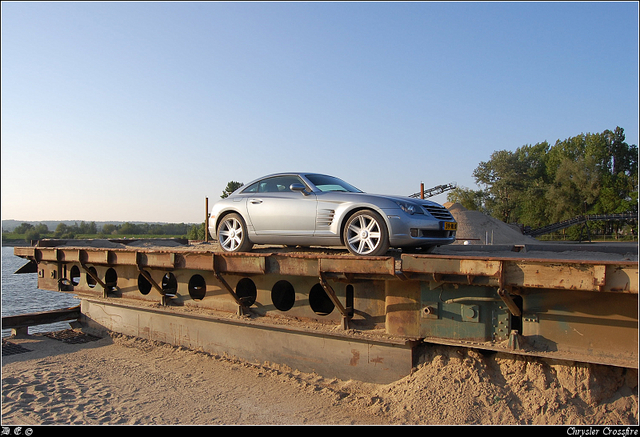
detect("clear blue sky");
top-left (2, 1), bottom-right (638, 224)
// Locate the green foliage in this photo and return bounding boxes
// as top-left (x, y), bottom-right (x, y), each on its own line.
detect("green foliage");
top-left (447, 126), bottom-right (638, 238)
top-left (9, 222), bottom-right (50, 241)
top-left (447, 186), bottom-right (488, 213)
top-left (221, 181), bottom-right (243, 199)
top-left (2, 221), bottom-right (197, 242)
top-left (14, 222), bottom-right (47, 235)
top-left (103, 222), bottom-right (192, 237)
top-left (187, 222), bottom-right (212, 241)
top-left (54, 221), bottom-right (97, 239)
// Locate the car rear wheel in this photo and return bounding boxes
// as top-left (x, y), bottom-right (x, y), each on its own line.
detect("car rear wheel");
top-left (217, 213), bottom-right (253, 252)
top-left (343, 210), bottom-right (389, 256)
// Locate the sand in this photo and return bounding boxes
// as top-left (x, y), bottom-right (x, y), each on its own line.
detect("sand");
top-left (444, 202), bottom-right (540, 246)
top-left (2, 330), bottom-right (637, 425)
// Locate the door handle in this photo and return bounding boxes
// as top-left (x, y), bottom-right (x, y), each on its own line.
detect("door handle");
top-left (250, 199), bottom-right (263, 204)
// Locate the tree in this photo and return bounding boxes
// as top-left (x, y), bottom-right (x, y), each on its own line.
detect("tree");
top-left (446, 186), bottom-right (487, 212)
top-left (21, 223), bottom-right (49, 242)
top-left (465, 127), bottom-right (637, 237)
top-left (24, 229), bottom-right (40, 242)
top-left (118, 222), bottom-right (138, 235)
top-left (221, 181), bottom-right (243, 199)
top-left (34, 223), bottom-right (49, 234)
top-left (187, 222), bottom-right (210, 240)
top-left (101, 224), bottom-right (117, 235)
top-left (54, 223), bottom-right (75, 239)
top-left (599, 127), bottom-right (638, 214)
top-left (14, 223), bottom-right (34, 234)
top-left (545, 128), bottom-right (637, 220)
top-left (545, 154), bottom-right (601, 222)
top-left (473, 149), bottom-right (529, 222)
top-left (603, 127), bottom-right (638, 177)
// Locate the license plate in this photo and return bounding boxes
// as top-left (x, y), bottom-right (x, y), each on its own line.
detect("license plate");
top-left (444, 222), bottom-right (457, 231)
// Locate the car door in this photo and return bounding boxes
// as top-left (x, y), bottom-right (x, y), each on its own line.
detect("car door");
top-left (245, 175), bottom-right (317, 238)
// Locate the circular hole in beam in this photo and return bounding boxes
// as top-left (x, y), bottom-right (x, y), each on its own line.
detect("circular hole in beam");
top-left (137, 273), bottom-right (152, 295)
top-left (188, 274), bottom-right (206, 301)
top-left (309, 283), bottom-right (334, 316)
top-left (70, 265), bottom-right (81, 286)
top-left (162, 273), bottom-right (178, 296)
top-left (86, 267), bottom-right (98, 288)
top-left (236, 278), bottom-right (257, 307)
top-left (105, 268), bottom-right (118, 292)
top-left (271, 280), bottom-right (295, 311)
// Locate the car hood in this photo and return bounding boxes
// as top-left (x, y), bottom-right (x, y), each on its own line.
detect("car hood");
top-left (317, 191), bottom-right (442, 207)
top-left (371, 194), bottom-right (441, 206)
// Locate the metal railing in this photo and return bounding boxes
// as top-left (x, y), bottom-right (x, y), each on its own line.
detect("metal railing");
top-left (524, 212), bottom-right (638, 237)
top-left (409, 182), bottom-right (457, 199)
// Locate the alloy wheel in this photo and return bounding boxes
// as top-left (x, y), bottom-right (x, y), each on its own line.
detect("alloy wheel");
top-left (345, 211), bottom-right (389, 256)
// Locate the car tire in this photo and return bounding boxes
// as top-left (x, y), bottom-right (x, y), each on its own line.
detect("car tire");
top-left (217, 213), bottom-right (253, 252)
top-left (343, 210), bottom-right (390, 256)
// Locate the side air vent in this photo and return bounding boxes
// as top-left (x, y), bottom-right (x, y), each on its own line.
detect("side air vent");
top-left (422, 204), bottom-right (454, 221)
top-left (317, 209), bottom-right (335, 227)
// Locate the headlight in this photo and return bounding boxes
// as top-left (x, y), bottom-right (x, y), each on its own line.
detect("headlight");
top-left (395, 201), bottom-right (423, 215)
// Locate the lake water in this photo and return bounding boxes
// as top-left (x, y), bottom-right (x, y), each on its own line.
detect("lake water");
top-left (1, 245), bottom-right (79, 337)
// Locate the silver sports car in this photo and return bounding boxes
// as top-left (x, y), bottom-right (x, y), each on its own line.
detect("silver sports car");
top-left (209, 173), bottom-right (457, 256)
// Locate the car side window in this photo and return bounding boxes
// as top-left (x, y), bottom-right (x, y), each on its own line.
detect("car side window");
top-left (242, 182), bottom-right (259, 193)
top-left (258, 176), bottom-right (304, 193)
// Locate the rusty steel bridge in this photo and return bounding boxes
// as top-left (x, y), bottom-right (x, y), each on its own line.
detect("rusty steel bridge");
top-left (10, 240), bottom-right (638, 383)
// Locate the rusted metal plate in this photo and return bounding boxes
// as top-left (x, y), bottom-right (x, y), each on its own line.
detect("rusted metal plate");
top-left (56, 249), bottom-right (81, 262)
top-left (214, 253), bottom-right (266, 274)
top-left (136, 251), bottom-right (176, 269)
top-left (402, 254), bottom-right (502, 277)
top-left (268, 254), bottom-right (320, 276)
top-left (83, 249), bottom-right (111, 265)
top-left (13, 246), bottom-right (35, 259)
top-left (2, 306), bottom-right (81, 329)
top-left (176, 252), bottom-right (212, 270)
top-left (107, 250), bottom-right (138, 266)
top-left (34, 248), bottom-right (59, 262)
top-left (319, 256), bottom-right (395, 276)
top-left (522, 288), bottom-right (638, 368)
top-left (403, 254), bottom-right (638, 294)
top-left (385, 280), bottom-right (421, 338)
top-left (504, 261), bottom-right (607, 292)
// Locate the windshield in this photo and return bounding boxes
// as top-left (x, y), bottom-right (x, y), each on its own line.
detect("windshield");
top-left (305, 174), bottom-right (363, 193)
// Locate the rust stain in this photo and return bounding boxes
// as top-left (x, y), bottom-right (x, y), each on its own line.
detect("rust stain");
top-left (370, 357), bottom-right (384, 365)
top-left (350, 349), bottom-right (360, 366)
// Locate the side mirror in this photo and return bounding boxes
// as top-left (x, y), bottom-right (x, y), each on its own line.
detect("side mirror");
top-left (290, 183), bottom-right (310, 195)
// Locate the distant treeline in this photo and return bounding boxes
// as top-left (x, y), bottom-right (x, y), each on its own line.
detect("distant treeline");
top-left (447, 126), bottom-right (638, 239)
top-left (2, 220), bottom-right (207, 242)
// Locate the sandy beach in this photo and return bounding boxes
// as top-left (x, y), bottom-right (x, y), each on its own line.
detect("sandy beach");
top-left (2, 328), bottom-right (637, 425)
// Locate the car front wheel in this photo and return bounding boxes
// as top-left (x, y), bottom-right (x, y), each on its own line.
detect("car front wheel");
top-left (217, 213), bottom-right (253, 252)
top-left (343, 210), bottom-right (390, 256)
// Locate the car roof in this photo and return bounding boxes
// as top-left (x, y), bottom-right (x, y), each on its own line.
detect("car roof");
top-left (258, 172), bottom-right (317, 177)
top-left (244, 172), bottom-right (326, 184)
